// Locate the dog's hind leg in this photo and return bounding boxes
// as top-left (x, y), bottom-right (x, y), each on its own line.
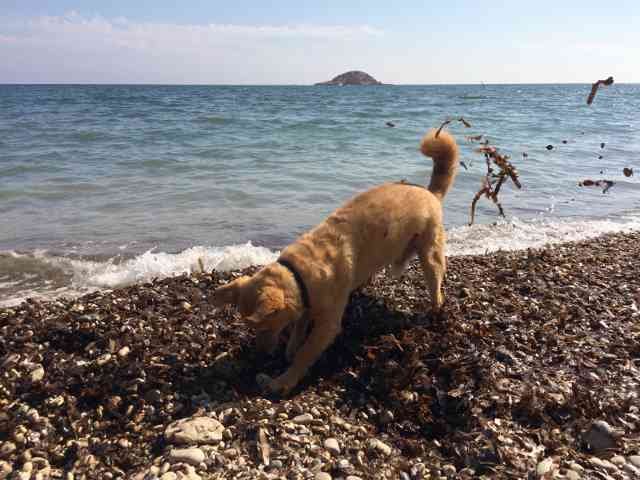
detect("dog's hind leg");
top-left (390, 255), bottom-right (413, 278)
top-left (390, 238), bottom-right (418, 278)
top-left (417, 225), bottom-right (446, 311)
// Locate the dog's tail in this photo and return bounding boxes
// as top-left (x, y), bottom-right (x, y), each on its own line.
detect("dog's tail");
top-left (420, 129), bottom-right (459, 200)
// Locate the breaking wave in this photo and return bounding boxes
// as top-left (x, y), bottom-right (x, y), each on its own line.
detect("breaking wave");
top-left (2, 215), bottom-right (639, 308)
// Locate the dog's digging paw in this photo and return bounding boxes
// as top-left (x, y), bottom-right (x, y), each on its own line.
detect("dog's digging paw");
top-left (256, 372), bottom-right (295, 397)
top-left (256, 373), bottom-right (274, 391)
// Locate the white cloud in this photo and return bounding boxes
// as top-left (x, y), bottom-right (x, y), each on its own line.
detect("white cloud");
top-left (0, 12), bottom-right (384, 83)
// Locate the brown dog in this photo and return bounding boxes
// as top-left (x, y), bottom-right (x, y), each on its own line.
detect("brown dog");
top-left (213, 129), bottom-right (458, 395)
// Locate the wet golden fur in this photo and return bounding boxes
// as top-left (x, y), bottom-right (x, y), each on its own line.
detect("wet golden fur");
top-left (213, 129), bottom-right (459, 395)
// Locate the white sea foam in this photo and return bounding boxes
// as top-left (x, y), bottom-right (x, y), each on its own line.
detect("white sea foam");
top-left (0, 242), bottom-right (278, 307)
top-left (1, 217), bottom-right (639, 308)
top-left (447, 215), bottom-right (640, 256)
top-left (70, 243), bottom-right (279, 289)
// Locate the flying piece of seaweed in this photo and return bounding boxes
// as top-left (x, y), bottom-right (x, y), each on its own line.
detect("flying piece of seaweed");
top-left (586, 76), bottom-right (614, 105)
top-left (436, 117), bottom-right (472, 138)
top-left (578, 179), bottom-right (615, 194)
top-left (469, 144), bottom-right (523, 225)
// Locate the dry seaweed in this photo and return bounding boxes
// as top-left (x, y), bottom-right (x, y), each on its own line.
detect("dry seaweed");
top-left (468, 144), bottom-right (523, 225)
top-left (623, 167), bottom-right (633, 177)
top-left (1, 232), bottom-right (640, 479)
top-left (466, 135), bottom-right (484, 142)
top-left (578, 179), bottom-right (615, 193)
top-left (436, 117), bottom-right (472, 137)
top-left (587, 76), bottom-right (614, 105)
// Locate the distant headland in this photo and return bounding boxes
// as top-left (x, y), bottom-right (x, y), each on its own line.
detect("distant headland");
top-left (314, 70), bottom-right (384, 86)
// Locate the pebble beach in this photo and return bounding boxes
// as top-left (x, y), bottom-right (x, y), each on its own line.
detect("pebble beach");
top-left (1, 231), bottom-right (639, 479)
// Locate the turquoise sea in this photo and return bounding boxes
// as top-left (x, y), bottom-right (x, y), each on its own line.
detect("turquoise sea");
top-left (1, 84), bottom-right (639, 305)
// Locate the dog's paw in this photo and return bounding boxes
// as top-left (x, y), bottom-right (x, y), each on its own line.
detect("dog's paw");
top-left (256, 372), bottom-right (295, 397)
top-left (430, 305), bottom-right (448, 322)
top-left (256, 373), bottom-right (274, 391)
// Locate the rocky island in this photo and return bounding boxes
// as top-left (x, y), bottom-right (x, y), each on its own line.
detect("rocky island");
top-left (315, 70), bottom-right (383, 86)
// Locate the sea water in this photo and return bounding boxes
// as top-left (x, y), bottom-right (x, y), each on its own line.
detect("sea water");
top-left (1, 84), bottom-right (639, 305)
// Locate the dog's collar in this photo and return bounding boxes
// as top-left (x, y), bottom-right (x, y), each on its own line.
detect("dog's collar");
top-left (277, 258), bottom-right (310, 309)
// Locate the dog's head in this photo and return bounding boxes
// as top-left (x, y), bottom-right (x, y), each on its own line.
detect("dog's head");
top-left (212, 264), bottom-right (303, 353)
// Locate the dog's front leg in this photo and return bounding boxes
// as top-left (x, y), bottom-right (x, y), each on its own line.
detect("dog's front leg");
top-left (263, 307), bottom-right (343, 396)
top-left (255, 329), bottom-right (281, 355)
top-left (285, 313), bottom-right (310, 362)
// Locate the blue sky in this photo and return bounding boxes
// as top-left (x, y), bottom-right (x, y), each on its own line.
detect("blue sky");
top-left (1, 1), bottom-right (638, 84)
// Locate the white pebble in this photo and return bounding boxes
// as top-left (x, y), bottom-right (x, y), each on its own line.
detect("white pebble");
top-left (323, 438), bottom-right (340, 455)
top-left (293, 413), bottom-right (314, 425)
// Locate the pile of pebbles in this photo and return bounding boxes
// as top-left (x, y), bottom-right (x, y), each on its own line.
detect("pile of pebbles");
top-left (1, 232), bottom-right (639, 479)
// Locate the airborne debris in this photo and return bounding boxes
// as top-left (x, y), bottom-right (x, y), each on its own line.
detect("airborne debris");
top-left (465, 134), bottom-right (484, 142)
top-left (468, 143), bottom-right (522, 225)
top-left (386, 121), bottom-right (396, 128)
top-left (587, 76), bottom-right (614, 105)
top-left (435, 117), bottom-right (471, 137)
top-left (623, 167), bottom-right (633, 177)
top-left (578, 179), bottom-right (615, 193)
top-left (546, 144), bottom-right (554, 150)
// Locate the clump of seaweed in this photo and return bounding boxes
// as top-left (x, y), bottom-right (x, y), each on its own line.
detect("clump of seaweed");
top-left (468, 143), bottom-right (523, 225)
top-left (586, 76), bottom-right (614, 105)
top-left (578, 179), bottom-right (615, 194)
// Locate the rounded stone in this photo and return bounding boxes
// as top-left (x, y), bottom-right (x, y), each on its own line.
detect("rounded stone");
top-left (568, 462), bottom-right (585, 473)
top-left (610, 456), bottom-right (626, 466)
top-left (367, 438), bottom-right (392, 456)
top-left (165, 417), bottom-right (224, 445)
top-left (0, 461), bottom-right (13, 479)
top-left (168, 447), bottom-right (205, 466)
top-left (323, 438), bottom-right (340, 455)
top-left (565, 471), bottom-right (580, 480)
top-left (314, 473), bottom-right (332, 480)
top-left (30, 366), bottom-right (45, 383)
top-left (0, 442), bottom-right (16, 459)
top-left (536, 457), bottom-right (554, 477)
top-left (292, 413), bottom-right (314, 425)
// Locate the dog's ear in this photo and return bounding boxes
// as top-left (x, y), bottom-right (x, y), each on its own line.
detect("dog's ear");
top-left (245, 286), bottom-right (285, 325)
top-left (212, 276), bottom-right (248, 307)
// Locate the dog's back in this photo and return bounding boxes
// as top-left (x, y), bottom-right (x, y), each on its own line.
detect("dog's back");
top-left (280, 129), bottom-right (458, 294)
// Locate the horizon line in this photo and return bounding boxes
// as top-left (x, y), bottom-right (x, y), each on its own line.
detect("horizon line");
top-left (1, 81), bottom-right (638, 86)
